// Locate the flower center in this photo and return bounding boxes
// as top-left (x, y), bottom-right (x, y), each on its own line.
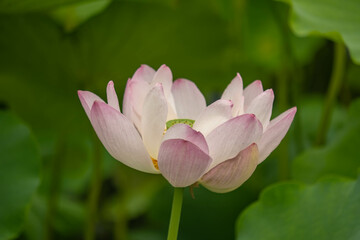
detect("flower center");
top-left (166, 119), bottom-right (195, 129)
top-left (151, 157), bottom-right (159, 170)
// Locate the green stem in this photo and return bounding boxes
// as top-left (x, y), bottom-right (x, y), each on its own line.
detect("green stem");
top-left (167, 188), bottom-right (184, 240)
top-left (315, 42), bottom-right (347, 146)
top-left (85, 134), bottom-right (103, 240)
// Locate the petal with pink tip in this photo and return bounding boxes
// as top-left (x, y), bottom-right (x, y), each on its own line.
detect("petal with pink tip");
top-left (151, 64), bottom-right (172, 96)
top-left (158, 139), bottom-right (211, 187)
top-left (90, 101), bottom-right (158, 173)
top-left (221, 73), bottom-right (244, 116)
top-left (141, 84), bottom-right (168, 159)
top-left (243, 80), bottom-right (263, 111)
top-left (163, 123), bottom-right (209, 154)
top-left (78, 90), bottom-right (104, 119)
top-left (193, 99), bottom-right (233, 137)
top-left (106, 81), bottom-right (120, 112)
top-left (245, 89), bottom-right (274, 129)
top-left (206, 114), bottom-right (263, 169)
top-left (257, 107), bottom-right (297, 163)
top-left (172, 78), bottom-right (206, 119)
top-left (201, 143), bottom-right (258, 193)
top-left (131, 64), bottom-right (156, 83)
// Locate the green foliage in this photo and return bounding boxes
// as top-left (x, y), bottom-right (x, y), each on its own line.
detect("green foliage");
top-left (236, 176), bottom-right (360, 240)
top-left (0, 111), bottom-right (41, 240)
top-left (279, 0), bottom-right (360, 64)
top-left (293, 99), bottom-right (360, 182)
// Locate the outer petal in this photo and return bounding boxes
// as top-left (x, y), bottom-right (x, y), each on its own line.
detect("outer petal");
top-left (221, 73), bottom-right (244, 116)
top-left (206, 114), bottom-right (263, 169)
top-left (122, 79), bottom-right (132, 120)
top-left (90, 101), bottom-right (158, 173)
top-left (243, 80), bottom-right (263, 111)
top-left (158, 139), bottom-right (211, 187)
top-left (200, 143), bottom-right (258, 193)
top-left (172, 78), bottom-right (206, 119)
top-left (193, 99), bottom-right (233, 137)
top-left (131, 64), bottom-right (156, 83)
top-left (78, 90), bottom-right (104, 119)
top-left (141, 84), bottom-right (168, 159)
top-left (257, 107), bottom-right (297, 163)
top-left (106, 81), bottom-right (120, 112)
top-left (245, 89), bottom-right (274, 129)
top-left (151, 64), bottom-right (172, 96)
top-left (163, 123), bottom-right (209, 154)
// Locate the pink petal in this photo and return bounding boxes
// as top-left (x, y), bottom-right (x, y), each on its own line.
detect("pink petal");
top-left (78, 90), bottom-right (104, 119)
top-left (163, 123), bottom-right (209, 154)
top-left (193, 99), bottom-right (233, 137)
top-left (171, 78), bottom-right (206, 119)
top-left (126, 79), bottom-right (150, 125)
top-left (151, 64), bottom-right (173, 96)
top-left (122, 79), bottom-right (132, 120)
top-left (122, 79), bottom-right (148, 132)
top-left (245, 89), bottom-right (274, 129)
top-left (90, 101), bottom-right (158, 173)
top-left (221, 73), bottom-right (244, 116)
top-left (106, 81), bottom-right (120, 112)
top-left (158, 139), bottom-right (211, 187)
top-left (257, 107), bottom-right (297, 163)
top-left (200, 143), bottom-right (258, 193)
top-left (131, 64), bottom-right (156, 83)
top-left (141, 84), bottom-right (168, 159)
top-left (206, 114), bottom-right (263, 169)
top-left (243, 80), bottom-right (263, 111)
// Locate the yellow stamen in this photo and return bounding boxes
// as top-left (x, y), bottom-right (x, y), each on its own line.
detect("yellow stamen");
top-left (151, 157), bottom-right (159, 170)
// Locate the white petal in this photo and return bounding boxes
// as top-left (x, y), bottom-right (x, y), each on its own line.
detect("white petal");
top-left (206, 114), bottom-right (263, 169)
top-left (132, 64), bottom-right (156, 83)
top-left (201, 143), bottom-right (258, 193)
top-left (106, 81), bottom-right (120, 112)
top-left (221, 73), bottom-right (244, 116)
top-left (163, 123), bottom-right (209, 154)
top-left (158, 139), bottom-right (211, 187)
top-left (257, 107), bottom-right (297, 163)
top-left (243, 80), bottom-right (263, 111)
top-left (172, 78), bottom-right (206, 119)
top-left (90, 101), bottom-right (158, 173)
top-left (193, 99), bottom-right (233, 137)
top-left (78, 90), bottom-right (104, 119)
top-left (141, 84), bottom-right (168, 159)
top-left (245, 89), bottom-right (274, 129)
top-left (151, 64), bottom-right (172, 97)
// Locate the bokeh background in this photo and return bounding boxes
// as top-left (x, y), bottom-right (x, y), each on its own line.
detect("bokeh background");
top-left (1, 0), bottom-right (360, 239)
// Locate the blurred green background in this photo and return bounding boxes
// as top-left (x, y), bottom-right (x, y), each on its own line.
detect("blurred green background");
top-left (0, 0), bottom-right (360, 239)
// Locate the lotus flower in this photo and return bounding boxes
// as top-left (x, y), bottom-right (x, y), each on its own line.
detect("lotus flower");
top-left (78, 65), bottom-right (296, 193)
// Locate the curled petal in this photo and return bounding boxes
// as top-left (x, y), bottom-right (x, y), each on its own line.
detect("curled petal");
top-left (172, 78), bottom-right (206, 119)
top-left (78, 90), bottom-right (104, 119)
top-left (141, 84), bottom-right (168, 159)
top-left (163, 123), bottom-right (209, 154)
top-left (221, 73), bottom-right (244, 116)
top-left (90, 101), bottom-right (158, 173)
top-left (245, 89), bottom-right (274, 129)
top-left (257, 107), bottom-right (297, 163)
top-left (200, 143), bottom-right (258, 193)
top-left (158, 139), bottom-right (211, 187)
top-left (132, 64), bottom-right (156, 83)
top-left (243, 80), bottom-right (263, 111)
top-left (122, 79), bottom-right (132, 121)
top-left (193, 99), bottom-right (233, 137)
top-left (206, 114), bottom-right (263, 169)
top-left (106, 81), bottom-right (120, 112)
